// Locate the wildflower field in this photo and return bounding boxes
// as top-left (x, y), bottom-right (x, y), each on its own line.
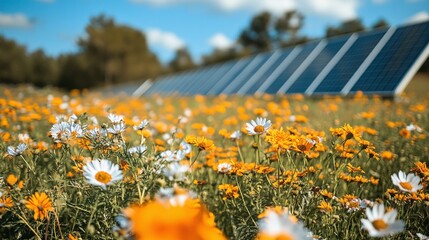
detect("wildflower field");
top-left (0, 85), bottom-right (428, 240)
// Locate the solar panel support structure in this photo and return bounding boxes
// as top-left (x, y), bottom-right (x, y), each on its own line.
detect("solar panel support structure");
top-left (305, 34), bottom-right (358, 95)
top-left (340, 27), bottom-right (396, 95)
top-left (276, 40), bottom-right (327, 94)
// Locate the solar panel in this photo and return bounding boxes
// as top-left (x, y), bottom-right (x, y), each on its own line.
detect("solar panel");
top-left (264, 40), bottom-right (321, 94)
top-left (206, 56), bottom-right (254, 95)
top-left (139, 20), bottom-right (429, 97)
top-left (255, 48), bottom-right (301, 94)
top-left (235, 50), bottom-right (282, 95)
top-left (349, 21), bottom-right (429, 95)
top-left (283, 36), bottom-right (350, 94)
top-left (221, 52), bottom-right (272, 94)
top-left (310, 29), bottom-right (388, 94)
top-left (195, 62), bottom-right (236, 95)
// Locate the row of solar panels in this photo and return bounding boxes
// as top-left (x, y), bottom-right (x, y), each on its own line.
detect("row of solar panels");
top-left (133, 20), bottom-right (429, 97)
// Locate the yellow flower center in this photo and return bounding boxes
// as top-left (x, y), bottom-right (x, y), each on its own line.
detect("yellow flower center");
top-left (372, 219), bottom-right (388, 230)
top-left (254, 125), bottom-right (265, 133)
top-left (95, 171), bottom-right (112, 184)
top-left (399, 181), bottom-right (413, 191)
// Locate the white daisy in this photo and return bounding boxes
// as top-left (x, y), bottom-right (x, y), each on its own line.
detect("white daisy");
top-left (83, 159), bottom-right (123, 190)
top-left (7, 143), bottom-right (28, 156)
top-left (217, 162), bottom-right (233, 173)
top-left (391, 171), bottom-right (423, 193)
top-left (258, 210), bottom-right (312, 239)
top-left (128, 145), bottom-right (148, 155)
top-left (230, 130), bottom-right (242, 140)
top-left (361, 203), bottom-right (405, 237)
top-left (159, 150), bottom-right (185, 162)
top-left (133, 119), bottom-right (149, 131)
top-left (179, 141), bottom-right (192, 154)
top-left (108, 113), bottom-right (124, 124)
top-left (50, 122), bottom-right (71, 142)
top-left (107, 122), bottom-right (126, 135)
top-left (246, 117), bottom-right (272, 135)
top-left (162, 162), bottom-right (189, 181)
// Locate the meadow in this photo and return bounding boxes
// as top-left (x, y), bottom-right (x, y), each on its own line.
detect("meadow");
top-left (0, 84), bottom-right (428, 240)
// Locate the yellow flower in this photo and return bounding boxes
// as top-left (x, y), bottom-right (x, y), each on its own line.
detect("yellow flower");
top-left (185, 135), bottom-right (216, 152)
top-left (380, 151), bottom-right (395, 161)
top-left (318, 201), bottom-right (333, 213)
top-left (25, 192), bottom-right (54, 220)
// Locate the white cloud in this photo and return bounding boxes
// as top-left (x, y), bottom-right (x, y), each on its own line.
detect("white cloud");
top-left (406, 11), bottom-right (429, 23)
top-left (208, 33), bottom-right (234, 50)
top-left (146, 28), bottom-right (186, 51)
top-left (0, 13), bottom-right (33, 28)
top-left (130, 0), bottom-right (359, 20)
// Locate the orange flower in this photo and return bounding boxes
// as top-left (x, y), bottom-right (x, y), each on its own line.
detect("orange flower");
top-left (6, 174), bottom-right (18, 186)
top-left (25, 192), bottom-right (54, 220)
top-left (126, 201), bottom-right (225, 240)
top-left (381, 151), bottom-right (395, 161)
top-left (0, 196), bottom-right (13, 213)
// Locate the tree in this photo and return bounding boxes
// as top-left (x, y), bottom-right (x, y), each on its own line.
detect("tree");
top-left (238, 12), bottom-right (273, 52)
top-left (326, 19), bottom-right (365, 37)
top-left (372, 19), bottom-right (389, 29)
top-left (169, 48), bottom-right (195, 72)
top-left (0, 35), bottom-right (29, 84)
top-left (274, 10), bottom-right (305, 47)
top-left (77, 15), bottom-right (162, 87)
top-left (28, 49), bottom-right (58, 87)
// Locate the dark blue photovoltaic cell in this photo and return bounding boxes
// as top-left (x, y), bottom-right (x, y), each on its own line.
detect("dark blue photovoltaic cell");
top-left (265, 41), bottom-right (320, 94)
top-left (222, 53), bottom-right (271, 94)
top-left (285, 36), bottom-right (349, 94)
top-left (198, 62), bottom-right (236, 95)
top-left (145, 76), bottom-right (172, 95)
top-left (186, 64), bottom-right (222, 95)
top-left (351, 21), bottom-right (429, 93)
top-left (313, 29), bottom-right (387, 94)
top-left (244, 48), bottom-right (293, 94)
top-left (164, 70), bottom-right (198, 95)
top-left (207, 57), bottom-right (254, 95)
top-left (181, 66), bottom-right (217, 95)
top-left (174, 68), bottom-right (210, 94)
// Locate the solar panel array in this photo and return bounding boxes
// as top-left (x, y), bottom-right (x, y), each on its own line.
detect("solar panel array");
top-left (136, 20), bottom-right (429, 97)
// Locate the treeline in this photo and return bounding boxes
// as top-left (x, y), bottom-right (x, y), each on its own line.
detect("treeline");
top-left (0, 12), bottom-right (427, 90)
top-left (0, 15), bottom-right (163, 90)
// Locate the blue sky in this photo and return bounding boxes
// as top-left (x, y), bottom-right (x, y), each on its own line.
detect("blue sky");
top-left (0, 0), bottom-right (428, 64)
